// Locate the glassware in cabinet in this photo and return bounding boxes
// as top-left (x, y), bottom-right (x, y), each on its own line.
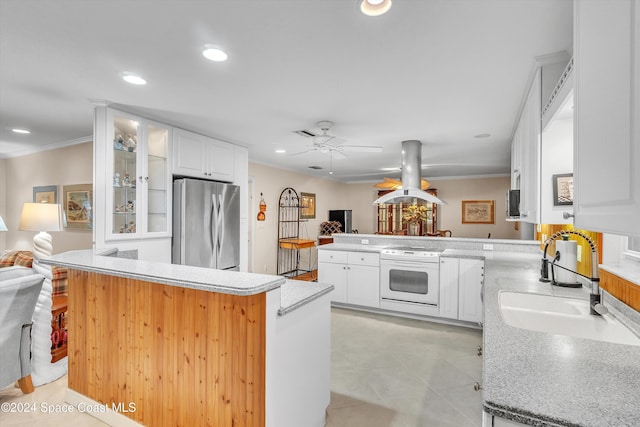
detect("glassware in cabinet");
top-left (113, 116), bottom-right (138, 234)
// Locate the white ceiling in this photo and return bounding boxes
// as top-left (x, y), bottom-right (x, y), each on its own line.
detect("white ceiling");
top-left (0, 0), bottom-right (573, 182)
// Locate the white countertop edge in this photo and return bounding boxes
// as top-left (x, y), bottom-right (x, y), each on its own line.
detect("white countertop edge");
top-left (278, 280), bottom-right (334, 316)
top-left (42, 249), bottom-right (286, 296)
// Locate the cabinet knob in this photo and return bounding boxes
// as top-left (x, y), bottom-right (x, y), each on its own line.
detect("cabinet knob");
top-left (563, 212), bottom-right (574, 220)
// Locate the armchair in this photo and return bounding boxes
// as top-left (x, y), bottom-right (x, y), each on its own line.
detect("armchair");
top-left (0, 273), bottom-right (45, 393)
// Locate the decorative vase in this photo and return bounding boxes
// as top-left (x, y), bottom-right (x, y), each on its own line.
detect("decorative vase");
top-left (408, 221), bottom-right (420, 236)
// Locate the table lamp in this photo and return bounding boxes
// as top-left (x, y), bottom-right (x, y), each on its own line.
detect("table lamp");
top-left (19, 202), bottom-right (65, 260)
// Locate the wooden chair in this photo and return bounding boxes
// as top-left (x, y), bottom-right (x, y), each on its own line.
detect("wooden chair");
top-left (437, 229), bottom-right (452, 237)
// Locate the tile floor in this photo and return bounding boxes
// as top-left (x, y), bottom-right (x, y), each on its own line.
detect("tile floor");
top-left (1, 307), bottom-right (483, 426)
top-left (327, 308), bottom-right (484, 427)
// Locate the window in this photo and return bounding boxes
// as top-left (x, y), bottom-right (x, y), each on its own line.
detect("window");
top-left (626, 236), bottom-right (640, 260)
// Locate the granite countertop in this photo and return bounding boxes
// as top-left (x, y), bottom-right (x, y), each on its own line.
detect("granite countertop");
top-left (317, 243), bottom-right (387, 253)
top-left (278, 279), bottom-right (334, 316)
top-left (483, 252), bottom-right (640, 427)
top-left (42, 249), bottom-right (285, 296)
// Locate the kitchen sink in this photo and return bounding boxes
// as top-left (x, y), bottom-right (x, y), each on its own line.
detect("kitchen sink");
top-left (498, 291), bottom-right (640, 346)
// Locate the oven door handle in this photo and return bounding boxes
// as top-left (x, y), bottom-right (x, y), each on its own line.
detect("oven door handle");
top-left (381, 260), bottom-right (439, 269)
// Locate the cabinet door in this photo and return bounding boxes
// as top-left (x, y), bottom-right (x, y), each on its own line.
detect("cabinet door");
top-left (143, 121), bottom-right (171, 235)
top-left (574, 0), bottom-right (640, 236)
top-left (458, 259), bottom-right (484, 323)
top-left (438, 258), bottom-right (459, 320)
top-left (206, 139), bottom-right (235, 183)
top-left (110, 113), bottom-right (141, 237)
top-left (173, 128), bottom-right (207, 178)
top-left (519, 68), bottom-right (541, 224)
top-left (347, 265), bottom-right (380, 308)
top-left (318, 261), bottom-right (347, 303)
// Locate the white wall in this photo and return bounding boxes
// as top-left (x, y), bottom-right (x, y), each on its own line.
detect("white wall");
top-left (2, 142), bottom-right (94, 253)
top-left (427, 176), bottom-right (519, 239)
top-left (0, 159), bottom-right (6, 252)
top-left (249, 162), bottom-right (378, 274)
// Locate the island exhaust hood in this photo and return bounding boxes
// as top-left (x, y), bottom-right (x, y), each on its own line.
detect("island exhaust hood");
top-left (373, 140), bottom-right (446, 205)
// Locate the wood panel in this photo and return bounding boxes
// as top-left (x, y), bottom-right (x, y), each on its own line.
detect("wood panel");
top-left (67, 270), bottom-right (266, 427)
top-left (600, 270), bottom-right (640, 312)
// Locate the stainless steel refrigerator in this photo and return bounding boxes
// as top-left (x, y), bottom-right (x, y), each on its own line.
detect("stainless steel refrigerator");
top-left (172, 178), bottom-right (240, 270)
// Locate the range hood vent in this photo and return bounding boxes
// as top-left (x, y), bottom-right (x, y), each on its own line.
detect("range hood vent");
top-left (373, 140), bottom-right (446, 205)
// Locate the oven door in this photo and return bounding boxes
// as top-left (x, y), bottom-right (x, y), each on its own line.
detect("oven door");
top-left (380, 259), bottom-right (439, 306)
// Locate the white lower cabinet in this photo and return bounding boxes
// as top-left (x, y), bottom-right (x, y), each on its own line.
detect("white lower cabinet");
top-left (439, 257), bottom-right (484, 323)
top-left (318, 250), bottom-right (380, 308)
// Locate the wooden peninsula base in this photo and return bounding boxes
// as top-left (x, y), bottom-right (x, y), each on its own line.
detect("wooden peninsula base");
top-left (44, 249), bottom-right (332, 427)
top-left (67, 270), bottom-right (266, 427)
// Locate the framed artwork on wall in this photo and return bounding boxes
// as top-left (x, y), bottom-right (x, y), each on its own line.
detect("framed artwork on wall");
top-left (33, 185), bottom-right (58, 204)
top-left (462, 200), bottom-right (495, 224)
top-left (63, 184), bottom-right (93, 231)
top-left (553, 173), bottom-right (573, 206)
top-left (300, 192), bottom-right (316, 219)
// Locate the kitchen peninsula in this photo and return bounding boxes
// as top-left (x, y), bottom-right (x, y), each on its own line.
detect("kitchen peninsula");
top-left (42, 249), bottom-right (333, 427)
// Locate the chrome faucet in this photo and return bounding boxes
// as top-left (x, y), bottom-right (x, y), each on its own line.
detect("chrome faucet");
top-left (539, 230), bottom-right (608, 316)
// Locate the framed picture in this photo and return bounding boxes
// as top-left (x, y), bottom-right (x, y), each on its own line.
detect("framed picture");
top-left (33, 185), bottom-right (57, 204)
top-left (300, 192), bottom-right (316, 219)
top-left (462, 200), bottom-right (495, 224)
top-left (63, 184), bottom-right (93, 230)
top-left (553, 173), bottom-right (573, 206)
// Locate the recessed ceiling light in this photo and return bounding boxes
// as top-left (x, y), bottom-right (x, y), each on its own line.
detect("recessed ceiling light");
top-left (474, 133), bottom-right (491, 139)
top-left (360, 0), bottom-right (392, 16)
top-left (275, 149), bottom-right (286, 154)
top-left (12, 128), bottom-right (31, 134)
top-left (202, 47), bottom-right (228, 62)
top-left (122, 74), bottom-right (147, 85)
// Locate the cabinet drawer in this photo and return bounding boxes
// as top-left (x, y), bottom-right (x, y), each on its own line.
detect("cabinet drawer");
top-left (318, 250), bottom-right (348, 264)
top-left (347, 251), bottom-right (380, 267)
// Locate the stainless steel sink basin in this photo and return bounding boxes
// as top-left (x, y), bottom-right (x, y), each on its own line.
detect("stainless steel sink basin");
top-left (498, 291), bottom-right (640, 346)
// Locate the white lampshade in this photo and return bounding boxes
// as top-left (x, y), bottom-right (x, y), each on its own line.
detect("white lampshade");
top-left (19, 203), bottom-right (65, 232)
top-left (0, 215), bottom-right (7, 231)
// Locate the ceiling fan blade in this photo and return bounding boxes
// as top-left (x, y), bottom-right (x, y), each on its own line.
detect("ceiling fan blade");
top-left (331, 149), bottom-right (347, 160)
top-left (286, 149), bottom-right (313, 157)
top-left (340, 145), bottom-right (383, 153)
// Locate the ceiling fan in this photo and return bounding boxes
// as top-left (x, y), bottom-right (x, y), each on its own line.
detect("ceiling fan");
top-left (289, 121), bottom-right (382, 160)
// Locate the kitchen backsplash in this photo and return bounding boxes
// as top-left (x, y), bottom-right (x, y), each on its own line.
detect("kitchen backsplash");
top-left (536, 224), bottom-right (601, 279)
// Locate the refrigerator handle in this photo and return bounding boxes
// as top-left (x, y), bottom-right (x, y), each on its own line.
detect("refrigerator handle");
top-left (210, 194), bottom-right (217, 262)
top-left (216, 193), bottom-right (224, 261)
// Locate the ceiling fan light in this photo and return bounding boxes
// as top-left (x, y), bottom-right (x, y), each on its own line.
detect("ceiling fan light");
top-left (202, 47), bottom-right (228, 62)
top-left (360, 0), bottom-right (392, 16)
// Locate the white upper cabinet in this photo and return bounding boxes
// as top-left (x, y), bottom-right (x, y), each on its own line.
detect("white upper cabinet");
top-left (574, 0), bottom-right (640, 236)
top-left (173, 128), bottom-right (235, 182)
top-left (540, 60), bottom-right (575, 225)
top-left (511, 53), bottom-right (571, 224)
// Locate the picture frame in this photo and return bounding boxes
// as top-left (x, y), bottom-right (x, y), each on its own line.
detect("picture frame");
top-left (462, 200), bottom-right (495, 224)
top-left (553, 173), bottom-right (573, 206)
top-left (63, 184), bottom-right (93, 231)
top-left (300, 192), bottom-right (316, 219)
top-left (33, 185), bottom-right (57, 204)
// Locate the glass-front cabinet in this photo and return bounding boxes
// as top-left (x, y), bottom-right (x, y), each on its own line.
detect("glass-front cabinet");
top-left (107, 110), bottom-right (171, 240)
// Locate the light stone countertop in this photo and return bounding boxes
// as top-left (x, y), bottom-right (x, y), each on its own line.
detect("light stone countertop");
top-left (42, 249), bottom-right (285, 296)
top-left (317, 243), bottom-right (388, 253)
top-left (278, 279), bottom-right (334, 316)
top-left (482, 252), bottom-right (640, 427)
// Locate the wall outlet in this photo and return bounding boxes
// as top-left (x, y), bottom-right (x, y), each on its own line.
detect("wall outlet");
top-left (483, 244), bottom-right (494, 251)
top-left (361, 239), bottom-right (369, 245)
top-left (577, 245), bottom-right (582, 262)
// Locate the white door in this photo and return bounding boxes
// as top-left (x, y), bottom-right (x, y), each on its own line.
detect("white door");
top-left (458, 259), bottom-right (484, 323)
top-left (318, 262), bottom-right (347, 303)
top-left (347, 265), bottom-right (380, 308)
